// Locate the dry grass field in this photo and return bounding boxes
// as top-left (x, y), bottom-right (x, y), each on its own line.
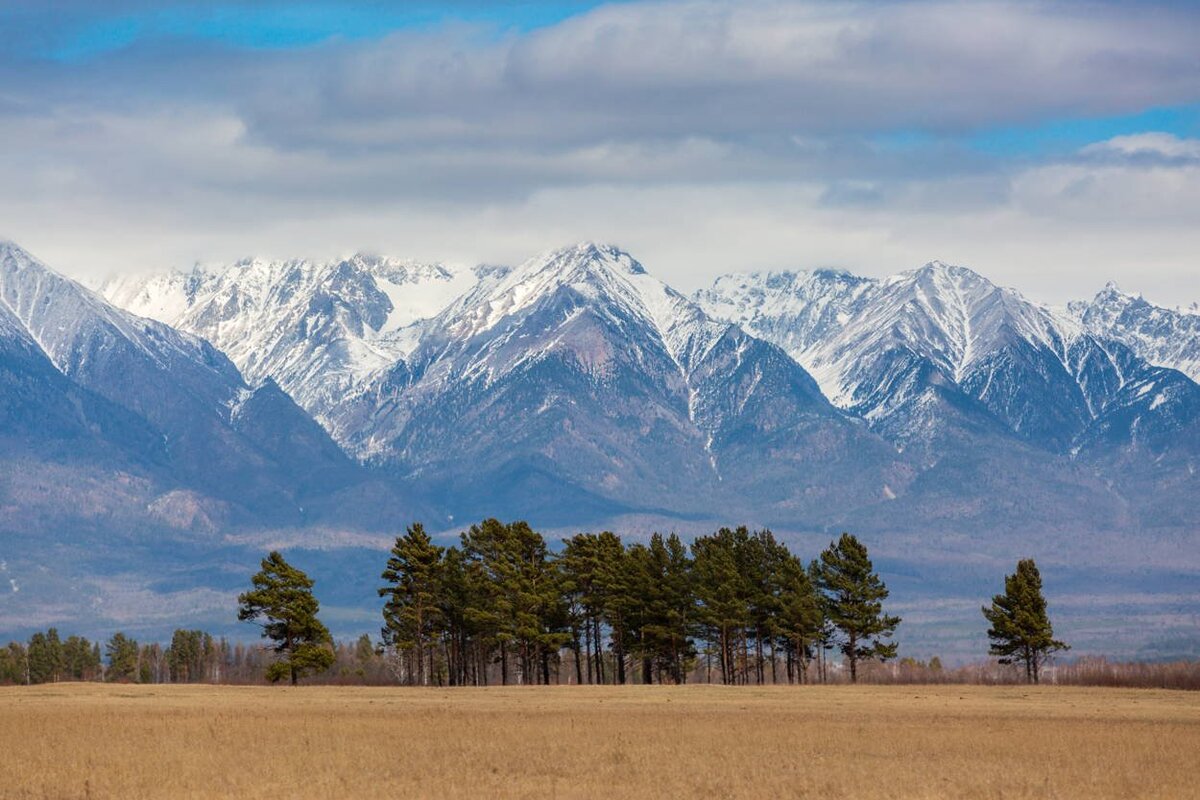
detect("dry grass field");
top-left (1, 683), bottom-right (1197, 799)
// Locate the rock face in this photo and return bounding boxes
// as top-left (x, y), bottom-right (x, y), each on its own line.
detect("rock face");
top-left (323, 243), bottom-right (906, 523)
top-left (697, 263), bottom-right (1198, 446)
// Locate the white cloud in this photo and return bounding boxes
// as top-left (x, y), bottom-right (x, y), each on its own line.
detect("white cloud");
top-left (1082, 132), bottom-right (1200, 162)
top-left (0, 1), bottom-right (1197, 304)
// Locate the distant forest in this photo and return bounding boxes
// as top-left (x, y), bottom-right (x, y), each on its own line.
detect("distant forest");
top-left (3, 522), bottom-right (1198, 690)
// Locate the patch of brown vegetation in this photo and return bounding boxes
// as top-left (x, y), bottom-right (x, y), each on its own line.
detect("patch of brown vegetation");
top-left (1, 683), bottom-right (1197, 799)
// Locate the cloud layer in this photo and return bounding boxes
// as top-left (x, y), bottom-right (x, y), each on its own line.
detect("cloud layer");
top-left (1, 0), bottom-right (1198, 303)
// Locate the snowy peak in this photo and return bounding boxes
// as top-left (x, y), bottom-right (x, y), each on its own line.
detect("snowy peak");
top-left (98, 251), bottom-right (497, 425)
top-left (437, 242), bottom-right (721, 370)
top-left (877, 259), bottom-right (1076, 381)
top-left (0, 241), bottom-right (234, 387)
top-left (697, 256), bottom-right (1145, 451)
top-left (1071, 281), bottom-right (1200, 382)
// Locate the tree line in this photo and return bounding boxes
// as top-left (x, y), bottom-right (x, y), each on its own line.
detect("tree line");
top-left (1, 522), bottom-right (1073, 687)
top-left (341, 524), bottom-right (901, 687)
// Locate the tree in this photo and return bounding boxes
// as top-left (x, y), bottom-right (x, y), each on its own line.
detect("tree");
top-left (692, 528), bottom-right (751, 684)
top-left (0, 643), bottom-right (27, 685)
top-left (237, 551), bottom-right (335, 685)
top-left (105, 632), bottom-right (140, 682)
top-left (62, 635), bottom-right (101, 680)
top-left (27, 629), bottom-right (64, 684)
top-left (982, 558), bottom-right (1068, 684)
top-left (776, 554), bottom-right (824, 683)
top-left (167, 630), bottom-right (215, 683)
top-left (814, 533), bottom-right (900, 682)
top-left (379, 523), bottom-right (445, 685)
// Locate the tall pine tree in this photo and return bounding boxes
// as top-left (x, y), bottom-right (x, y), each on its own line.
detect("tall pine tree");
top-left (815, 533), bottom-right (900, 682)
top-left (379, 523), bottom-right (445, 685)
top-left (982, 558), bottom-right (1068, 683)
top-left (237, 551), bottom-right (335, 685)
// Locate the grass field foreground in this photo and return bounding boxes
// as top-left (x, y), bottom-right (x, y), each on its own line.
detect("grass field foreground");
top-left (2, 683), bottom-right (1197, 798)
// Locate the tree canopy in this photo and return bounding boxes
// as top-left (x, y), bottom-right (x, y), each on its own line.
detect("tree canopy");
top-left (814, 533), bottom-right (901, 682)
top-left (982, 558), bottom-right (1068, 683)
top-left (237, 551), bottom-right (335, 685)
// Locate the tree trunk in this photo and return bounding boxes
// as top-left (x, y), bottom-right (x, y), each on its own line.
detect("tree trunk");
top-left (593, 619), bottom-right (605, 685)
top-left (584, 619), bottom-right (593, 684)
top-left (572, 628), bottom-right (583, 685)
top-left (500, 640), bottom-right (509, 686)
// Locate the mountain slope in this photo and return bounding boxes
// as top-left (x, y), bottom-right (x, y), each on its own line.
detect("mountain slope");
top-left (97, 255), bottom-right (494, 427)
top-left (0, 241), bottom-right (415, 530)
top-left (331, 243), bottom-right (906, 523)
top-left (1070, 283), bottom-right (1200, 382)
top-left (696, 261), bottom-right (1197, 457)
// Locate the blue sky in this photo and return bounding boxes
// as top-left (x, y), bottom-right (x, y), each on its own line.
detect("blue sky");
top-left (32, 2), bottom-right (614, 59)
top-left (1, 0), bottom-right (1198, 302)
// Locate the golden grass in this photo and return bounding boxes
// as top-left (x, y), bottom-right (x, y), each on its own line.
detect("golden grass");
top-left (2, 683), bottom-right (1198, 799)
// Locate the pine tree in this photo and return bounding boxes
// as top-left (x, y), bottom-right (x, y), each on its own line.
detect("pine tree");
top-left (379, 523), bottom-right (445, 685)
top-left (982, 558), bottom-right (1068, 683)
top-left (692, 528), bottom-right (751, 684)
top-left (815, 533), bottom-right (900, 682)
top-left (660, 533), bottom-right (696, 683)
top-left (27, 629), bottom-right (64, 684)
top-left (439, 545), bottom-right (481, 686)
top-left (104, 632), bottom-right (140, 682)
top-left (560, 533), bottom-right (608, 683)
top-left (776, 553), bottom-right (824, 683)
top-left (0, 643), bottom-right (26, 684)
top-left (62, 635), bottom-right (100, 680)
top-left (237, 551), bottom-right (335, 685)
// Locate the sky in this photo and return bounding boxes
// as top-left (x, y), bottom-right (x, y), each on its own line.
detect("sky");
top-left (1, 0), bottom-right (1199, 305)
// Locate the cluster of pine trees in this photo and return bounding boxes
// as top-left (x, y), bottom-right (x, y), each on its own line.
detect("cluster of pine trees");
top-left (368, 522), bottom-right (900, 686)
top-left (1, 522), bottom-right (1072, 688)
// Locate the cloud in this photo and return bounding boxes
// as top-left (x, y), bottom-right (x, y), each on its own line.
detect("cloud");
top-left (180, 0), bottom-right (1200, 151)
top-left (1081, 132), bottom-right (1200, 164)
top-left (0, 1), bottom-right (1197, 304)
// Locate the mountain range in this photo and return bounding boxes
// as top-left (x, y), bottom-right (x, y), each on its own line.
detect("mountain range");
top-left (2, 239), bottom-right (1197, 658)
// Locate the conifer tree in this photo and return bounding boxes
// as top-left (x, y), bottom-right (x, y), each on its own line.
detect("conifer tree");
top-left (27, 629), bottom-right (64, 684)
top-left (379, 523), bottom-right (445, 685)
top-left (104, 632), bottom-right (140, 682)
top-left (692, 528), bottom-right (751, 684)
top-left (815, 533), bottom-right (900, 682)
top-left (0, 643), bottom-right (26, 684)
top-left (776, 554), bottom-right (824, 683)
top-left (438, 545), bottom-right (482, 685)
top-left (62, 635), bottom-right (101, 680)
top-left (983, 558), bottom-right (1068, 683)
top-left (660, 533), bottom-right (696, 683)
top-left (237, 551), bottom-right (335, 685)
top-left (593, 531), bottom-right (630, 684)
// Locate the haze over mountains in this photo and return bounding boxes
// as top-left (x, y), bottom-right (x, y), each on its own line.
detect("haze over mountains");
top-left (2, 239), bottom-right (1197, 658)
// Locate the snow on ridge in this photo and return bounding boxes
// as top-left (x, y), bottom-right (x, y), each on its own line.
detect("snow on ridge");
top-left (1, 241), bottom-right (227, 376)
top-left (1071, 279), bottom-right (1200, 382)
top-left (441, 242), bottom-right (723, 367)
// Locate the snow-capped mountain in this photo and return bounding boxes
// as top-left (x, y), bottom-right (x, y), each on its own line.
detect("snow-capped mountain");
top-left (328, 243), bottom-right (905, 522)
top-left (696, 261), bottom-right (1199, 457)
top-left (92, 242), bottom-right (1199, 530)
top-left (0, 240), bottom-right (417, 534)
top-left (1070, 283), bottom-right (1200, 383)
top-left (97, 255), bottom-right (498, 425)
